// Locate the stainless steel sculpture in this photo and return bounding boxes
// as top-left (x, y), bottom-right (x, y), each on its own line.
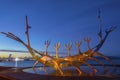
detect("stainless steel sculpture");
top-left (1, 12), bottom-right (117, 76)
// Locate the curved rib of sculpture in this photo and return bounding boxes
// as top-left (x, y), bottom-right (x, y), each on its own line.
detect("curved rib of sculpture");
top-left (0, 14), bottom-right (116, 76)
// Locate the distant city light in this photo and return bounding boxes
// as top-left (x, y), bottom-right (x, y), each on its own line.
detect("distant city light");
top-left (15, 57), bottom-right (19, 61)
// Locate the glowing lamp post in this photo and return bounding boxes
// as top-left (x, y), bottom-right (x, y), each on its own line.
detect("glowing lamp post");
top-left (15, 57), bottom-right (19, 68)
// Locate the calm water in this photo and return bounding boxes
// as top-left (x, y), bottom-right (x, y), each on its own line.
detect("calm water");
top-left (0, 60), bottom-right (42, 67)
top-left (0, 58), bottom-right (120, 67)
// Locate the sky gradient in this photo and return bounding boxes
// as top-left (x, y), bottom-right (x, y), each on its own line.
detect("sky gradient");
top-left (0, 0), bottom-right (120, 57)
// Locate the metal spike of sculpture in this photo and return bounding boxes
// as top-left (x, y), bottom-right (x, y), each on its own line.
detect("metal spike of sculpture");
top-left (75, 40), bottom-right (82, 54)
top-left (0, 11), bottom-right (117, 76)
top-left (54, 42), bottom-right (60, 58)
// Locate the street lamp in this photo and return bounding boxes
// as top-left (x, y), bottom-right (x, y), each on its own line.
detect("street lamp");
top-left (15, 57), bottom-right (19, 68)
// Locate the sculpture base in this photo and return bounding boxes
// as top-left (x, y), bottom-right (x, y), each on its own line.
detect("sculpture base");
top-left (23, 65), bottom-right (120, 76)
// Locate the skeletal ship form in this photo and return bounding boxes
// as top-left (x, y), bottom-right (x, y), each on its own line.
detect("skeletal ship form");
top-left (1, 11), bottom-right (117, 76)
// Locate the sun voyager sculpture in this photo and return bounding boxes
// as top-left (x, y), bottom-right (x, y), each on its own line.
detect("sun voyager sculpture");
top-left (1, 11), bottom-right (117, 76)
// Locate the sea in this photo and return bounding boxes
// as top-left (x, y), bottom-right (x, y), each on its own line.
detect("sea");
top-left (0, 57), bottom-right (120, 76)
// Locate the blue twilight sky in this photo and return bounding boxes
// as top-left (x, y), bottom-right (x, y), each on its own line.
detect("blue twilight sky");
top-left (0, 0), bottom-right (120, 57)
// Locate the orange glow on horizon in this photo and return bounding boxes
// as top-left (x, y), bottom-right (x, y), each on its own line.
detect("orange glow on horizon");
top-left (0, 52), bottom-right (31, 58)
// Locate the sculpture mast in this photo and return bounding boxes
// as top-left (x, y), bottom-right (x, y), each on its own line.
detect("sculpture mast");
top-left (25, 16), bottom-right (31, 46)
top-left (98, 8), bottom-right (103, 42)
